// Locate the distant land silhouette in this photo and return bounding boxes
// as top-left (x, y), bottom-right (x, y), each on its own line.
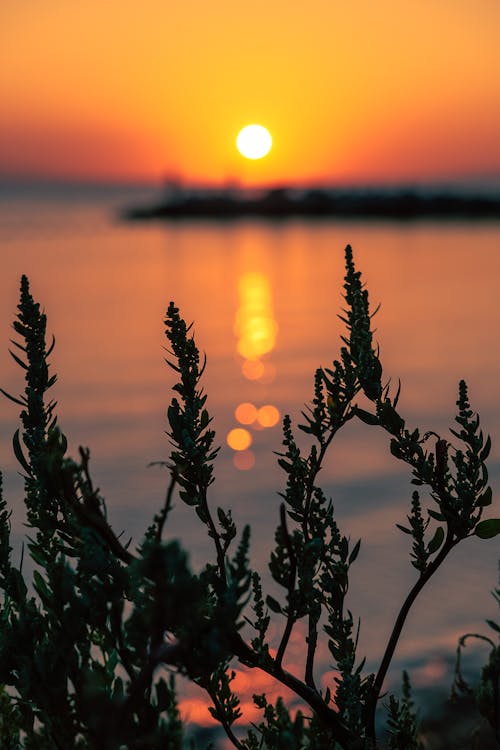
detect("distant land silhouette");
top-left (122, 184), bottom-right (500, 221)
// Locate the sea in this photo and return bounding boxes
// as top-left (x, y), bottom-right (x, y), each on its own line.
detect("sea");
top-left (0, 181), bottom-right (499, 733)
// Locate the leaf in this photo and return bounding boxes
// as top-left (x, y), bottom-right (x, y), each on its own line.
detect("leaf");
top-left (486, 619), bottom-right (500, 634)
top-left (390, 440), bottom-right (403, 459)
top-left (12, 429), bottom-right (32, 476)
top-left (396, 524), bottom-right (412, 535)
top-left (477, 487), bottom-right (492, 507)
top-left (354, 407), bottom-right (379, 426)
top-left (277, 458), bottom-right (293, 473)
top-left (46, 334), bottom-right (56, 357)
top-left (265, 595), bottom-right (282, 614)
top-left (428, 508), bottom-right (446, 522)
top-left (427, 526), bottom-right (445, 554)
top-left (8, 349), bottom-right (28, 370)
top-left (0, 387), bottom-right (27, 407)
top-left (348, 539), bottom-right (361, 565)
top-left (32, 570), bottom-right (51, 606)
top-left (480, 434), bottom-right (492, 462)
top-left (475, 518), bottom-right (500, 539)
top-left (377, 401), bottom-right (405, 434)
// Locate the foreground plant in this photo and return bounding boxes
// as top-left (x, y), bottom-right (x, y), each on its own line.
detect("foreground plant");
top-left (452, 569), bottom-right (500, 744)
top-left (0, 246), bottom-right (498, 749)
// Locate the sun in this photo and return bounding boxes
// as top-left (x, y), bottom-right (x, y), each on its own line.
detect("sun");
top-left (236, 124), bottom-right (272, 160)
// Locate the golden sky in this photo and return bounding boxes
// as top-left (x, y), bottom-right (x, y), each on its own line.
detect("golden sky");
top-left (1, 0), bottom-right (499, 185)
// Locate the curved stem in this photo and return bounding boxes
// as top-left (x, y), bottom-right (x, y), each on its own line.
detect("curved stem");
top-left (232, 632), bottom-right (354, 749)
top-left (365, 536), bottom-right (456, 741)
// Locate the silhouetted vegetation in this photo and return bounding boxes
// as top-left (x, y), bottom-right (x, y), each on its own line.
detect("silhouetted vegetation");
top-left (0, 247), bottom-right (498, 749)
top-left (123, 185), bottom-right (500, 222)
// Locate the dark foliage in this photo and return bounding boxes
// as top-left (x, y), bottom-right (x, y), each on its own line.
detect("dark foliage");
top-left (0, 248), bottom-right (498, 749)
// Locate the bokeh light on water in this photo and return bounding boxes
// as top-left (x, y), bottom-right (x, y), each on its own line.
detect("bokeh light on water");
top-left (226, 427), bottom-right (252, 451)
top-left (234, 402), bottom-right (258, 425)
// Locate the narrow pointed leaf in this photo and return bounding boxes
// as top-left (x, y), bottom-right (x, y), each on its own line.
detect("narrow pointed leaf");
top-left (12, 430), bottom-right (32, 476)
top-left (480, 435), bottom-right (492, 462)
top-left (427, 526), bottom-right (445, 554)
top-left (348, 538), bottom-right (361, 564)
top-left (8, 349), bottom-right (28, 370)
top-left (0, 388), bottom-right (27, 407)
top-left (428, 509), bottom-right (446, 522)
top-left (396, 524), bottom-right (412, 535)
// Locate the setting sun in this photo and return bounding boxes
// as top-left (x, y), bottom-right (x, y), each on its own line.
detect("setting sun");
top-left (236, 125), bottom-right (272, 160)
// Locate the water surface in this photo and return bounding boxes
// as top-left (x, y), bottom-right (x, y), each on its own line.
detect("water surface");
top-left (0, 186), bottom-right (498, 725)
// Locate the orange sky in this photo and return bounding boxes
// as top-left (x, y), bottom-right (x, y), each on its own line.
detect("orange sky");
top-left (1, 1), bottom-right (499, 186)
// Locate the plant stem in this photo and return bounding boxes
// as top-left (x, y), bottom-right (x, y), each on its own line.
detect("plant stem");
top-left (365, 536), bottom-right (456, 741)
top-left (206, 688), bottom-right (246, 750)
top-left (202, 489), bottom-right (228, 588)
top-left (232, 633), bottom-right (355, 749)
top-left (155, 468), bottom-right (177, 543)
top-left (275, 504), bottom-right (297, 669)
top-left (305, 613), bottom-right (319, 690)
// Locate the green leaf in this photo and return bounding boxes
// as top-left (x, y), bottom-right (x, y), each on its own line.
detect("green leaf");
top-left (396, 524), bottom-right (412, 535)
top-left (427, 526), bottom-right (445, 554)
top-left (480, 434), bottom-right (492, 462)
top-left (477, 487), bottom-right (492, 507)
top-left (428, 508), bottom-right (446, 522)
top-left (348, 539), bottom-right (361, 565)
top-left (12, 429), bottom-right (32, 476)
top-left (266, 595), bottom-right (282, 614)
top-left (277, 458), bottom-right (293, 473)
top-left (475, 518), bottom-right (500, 539)
top-left (33, 570), bottom-right (51, 604)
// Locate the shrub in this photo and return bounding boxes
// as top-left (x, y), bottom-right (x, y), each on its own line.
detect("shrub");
top-left (0, 246), bottom-right (498, 749)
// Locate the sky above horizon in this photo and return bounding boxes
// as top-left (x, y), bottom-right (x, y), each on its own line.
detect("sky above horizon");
top-left (1, 1), bottom-right (500, 186)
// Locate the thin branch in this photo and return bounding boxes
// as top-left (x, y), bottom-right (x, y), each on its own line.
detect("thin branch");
top-left (60, 456), bottom-right (135, 565)
top-left (155, 468), bottom-right (177, 543)
top-left (200, 487), bottom-right (228, 588)
top-left (365, 534), bottom-right (456, 741)
top-left (230, 632), bottom-right (354, 748)
top-left (275, 504), bottom-right (297, 670)
top-left (71, 501), bottom-right (135, 565)
top-left (301, 407), bottom-right (355, 542)
top-left (305, 613), bottom-right (319, 691)
top-left (205, 687), bottom-right (246, 750)
top-left (302, 428), bottom-right (335, 542)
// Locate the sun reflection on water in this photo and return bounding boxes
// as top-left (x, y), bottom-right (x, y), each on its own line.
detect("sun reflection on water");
top-left (226, 271), bottom-right (281, 469)
top-left (234, 271), bottom-right (278, 375)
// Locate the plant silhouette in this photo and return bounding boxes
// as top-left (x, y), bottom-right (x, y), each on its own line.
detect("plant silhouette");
top-left (0, 246), bottom-right (498, 749)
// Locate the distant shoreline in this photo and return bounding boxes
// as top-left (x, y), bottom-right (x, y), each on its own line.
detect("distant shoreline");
top-left (122, 186), bottom-right (500, 222)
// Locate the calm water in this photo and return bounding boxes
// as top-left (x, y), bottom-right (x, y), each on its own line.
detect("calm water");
top-left (0, 186), bottom-right (499, 725)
